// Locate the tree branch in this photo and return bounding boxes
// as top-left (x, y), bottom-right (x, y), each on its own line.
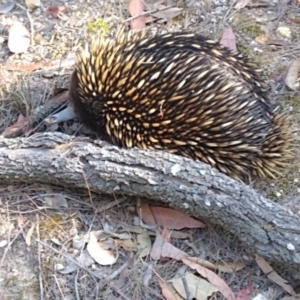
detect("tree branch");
top-left (0, 132), bottom-right (299, 269)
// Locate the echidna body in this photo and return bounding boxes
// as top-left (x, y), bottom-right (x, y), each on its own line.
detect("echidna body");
top-left (69, 30), bottom-right (292, 180)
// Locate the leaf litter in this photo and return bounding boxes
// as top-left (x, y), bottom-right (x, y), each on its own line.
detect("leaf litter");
top-left (1, 0), bottom-right (300, 299)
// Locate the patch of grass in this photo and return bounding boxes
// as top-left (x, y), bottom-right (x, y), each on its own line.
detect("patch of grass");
top-left (86, 18), bottom-right (110, 35)
top-left (283, 92), bottom-right (300, 109)
top-left (242, 24), bottom-right (265, 38)
top-left (40, 214), bottom-right (63, 239)
top-left (4, 74), bottom-right (34, 116)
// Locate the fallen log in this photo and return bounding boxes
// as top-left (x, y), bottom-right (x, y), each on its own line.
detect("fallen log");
top-left (0, 132), bottom-right (299, 269)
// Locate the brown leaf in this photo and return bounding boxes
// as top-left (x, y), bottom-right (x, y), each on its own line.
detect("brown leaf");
top-left (284, 58), bottom-right (300, 91)
top-left (234, 285), bottom-right (254, 300)
top-left (128, 0), bottom-right (145, 30)
top-left (4, 61), bottom-right (52, 72)
top-left (138, 203), bottom-right (206, 229)
top-left (150, 231), bottom-right (188, 261)
top-left (233, 0), bottom-right (251, 9)
top-left (220, 27), bottom-right (237, 52)
top-left (170, 273), bottom-right (219, 299)
top-left (45, 6), bottom-right (66, 18)
top-left (157, 278), bottom-right (182, 300)
top-left (255, 254), bottom-right (296, 296)
top-left (255, 35), bottom-right (268, 45)
top-left (2, 114), bottom-right (30, 138)
top-left (138, 203), bottom-right (156, 225)
top-left (186, 256), bottom-right (245, 273)
top-left (182, 258), bottom-right (235, 300)
top-left (45, 90), bottom-right (69, 105)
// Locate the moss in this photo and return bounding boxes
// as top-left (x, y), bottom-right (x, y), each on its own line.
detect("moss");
top-left (86, 18), bottom-right (110, 34)
top-left (282, 93), bottom-right (300, 109)
top-left (39, 214), bottom-right (63, 238)
top-left (242, 24), bottom-right (265, 38)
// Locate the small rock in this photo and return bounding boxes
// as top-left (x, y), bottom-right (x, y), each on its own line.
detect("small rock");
top-left (8, 22), bottom-right (30, 53)
top-left (276, 26), bottom-right (292, 38)
top-left (25, 0), bottom-right (40, 10)
top-left (0, 240), bottom-right (8, 247)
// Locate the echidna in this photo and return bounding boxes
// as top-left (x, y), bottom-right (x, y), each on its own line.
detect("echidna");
top-left (68, 29), bottom-right (293, 181)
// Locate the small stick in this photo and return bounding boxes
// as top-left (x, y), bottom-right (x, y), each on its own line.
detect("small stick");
top-left (36, 214), bottom-right (44, 300)
top-left (26, 9), bottom-right (34, 46)
top-left (123, 5), bottom-right (174, 23)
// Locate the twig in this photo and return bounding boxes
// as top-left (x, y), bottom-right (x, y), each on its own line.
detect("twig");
top-left (53, 274), bottom-right (65, 298)
top-left (74, 269), bottom-right (80, 300)
top-left (0, 220), bottom-right (29, 267)
top-left (36, 214), bottom-right (44, 300)
top-left (36, 239), bottom-right (101, 281)
top-left (123, 5), bottom-right (174, 23)
top-left (89, 258), bottom-right (133, 298)
top-left (110, 286), bottom-right (132, 300)
top-left (26, 9), bottom-right (34, 46)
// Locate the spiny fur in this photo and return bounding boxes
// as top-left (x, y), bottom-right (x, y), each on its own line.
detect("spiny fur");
top-left (69, 28), bottom-right (293, 181)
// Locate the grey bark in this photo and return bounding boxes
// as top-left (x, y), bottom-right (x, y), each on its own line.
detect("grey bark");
top-left (0, 132), bottom-right (299, 269)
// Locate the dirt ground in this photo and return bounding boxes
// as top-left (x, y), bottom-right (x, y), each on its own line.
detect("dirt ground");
top-left (0, 0), bottom-right (300, 299)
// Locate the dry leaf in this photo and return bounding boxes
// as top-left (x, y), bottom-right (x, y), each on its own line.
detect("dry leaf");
top-left (45, 6), bottom-right (66, 18)
top-left (138, 203), bottom-right (206, 229)
top-left (152, 7), bottom-right (183, 20)
top-left (58, 261), bottom-right (78, 274)
top-left (255, 254), bottom-right (296, 296)
top-left (171, 273), bottom-right (219, 299)
top-left (117, 238), bottom-right (137, 251)
top-left (215, 261), bottom-right (245, 273)
top-left (8, 22), bottom-right (30, 53)
top-left (150, 231), bottom-right (188, 261)
top-left (76, 249), bottom-right (96, 268)
top-left (252, 294), bottom-right (268, 300)
top-left (25, 223), bottom-right (35, 246)
top-left (285, 58), bottom-right (300, 91)
top-left (233, 0), bottom-right (251, 9)
top-left (1, 114), bottom-right (30, 138)
top-left (158, 278), bottom-right (182, 300)
top-left (182, 258), bottom-right (235, 299)
top-left (25, 0), bottom-right (40, 10)
top-left (287, 12), bottom-right (300, 24)
top-left (255, 35), bottom-right (268, 44)
top-left (169, 231), bottom-right (193, 240)
top-left (128, 0), bottom-right (145, 30)
top-left (44, 195), bottom-right (68, 208)
top-left (137, 230), bottom-right (152, 258)
top-left (186, 256), bottom-right (245, 273)
top-left (87, 231), bottom-right (117, 265)
top-left (235, 285), bottom-right (254, 300)
top-left (220, 27), bottom-right (237, 52)
top-left (45, 90), bottom-right (69, 106)
top-left (142, 263), bottom-right (153, 286)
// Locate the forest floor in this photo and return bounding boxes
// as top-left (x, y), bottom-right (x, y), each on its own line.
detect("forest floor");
top-left (0, 0), bottom-right (300, 299)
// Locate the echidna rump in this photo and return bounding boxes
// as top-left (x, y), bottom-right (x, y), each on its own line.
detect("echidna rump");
top-left (68, 29), bottom-right (293, 181)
